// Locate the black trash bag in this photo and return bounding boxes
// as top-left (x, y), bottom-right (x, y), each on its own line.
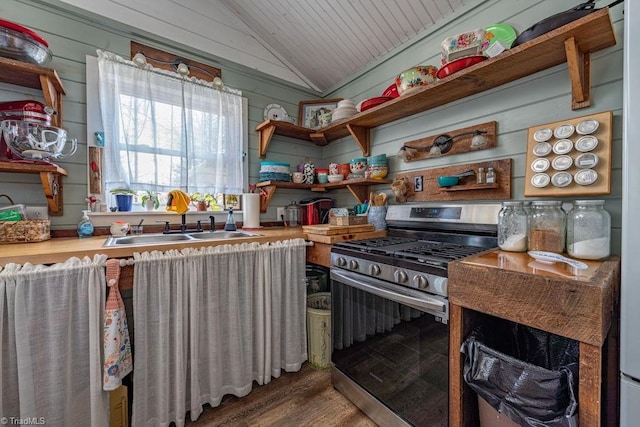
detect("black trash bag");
top-left (461, 317), bottom-right (579, 427)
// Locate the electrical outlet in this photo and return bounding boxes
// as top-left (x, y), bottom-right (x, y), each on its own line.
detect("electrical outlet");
top-left (277, 207), bottom-right (286, 221)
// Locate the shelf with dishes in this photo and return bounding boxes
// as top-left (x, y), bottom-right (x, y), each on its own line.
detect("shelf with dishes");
top-left (256, 9), bottom-right (615, 158)
top-left (0, 161), bottom-right (67, 215)
top-left (256, 178), bottom-right (391, 213)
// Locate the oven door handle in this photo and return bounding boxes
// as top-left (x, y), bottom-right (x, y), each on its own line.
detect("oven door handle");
top-left (331, 269), bottom-right (447, 316)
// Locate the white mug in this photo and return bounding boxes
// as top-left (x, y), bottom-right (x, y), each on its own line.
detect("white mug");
top-left (292, 172), bottom-right (304, 184)
top-left (110, 221), bottom-right (130, 236)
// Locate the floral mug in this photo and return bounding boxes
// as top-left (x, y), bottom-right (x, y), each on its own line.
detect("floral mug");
top-left (110, 221), bottom-right (130, 237)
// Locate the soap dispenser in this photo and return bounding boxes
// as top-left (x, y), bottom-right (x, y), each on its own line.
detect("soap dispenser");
top-left (77, 210), bottom-right (94, 238)
top-left (224, 208), bottom-right (237, 231)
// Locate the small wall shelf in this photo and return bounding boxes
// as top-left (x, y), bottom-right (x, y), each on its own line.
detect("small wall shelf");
top-left (0, 57), bottom-right (66, 127)
top-left (256, 9), bottom-right (615, 158)
top-left (0, 161), bottom-right (67, 215)
top-left (256, 178), bottom-right (391, 212)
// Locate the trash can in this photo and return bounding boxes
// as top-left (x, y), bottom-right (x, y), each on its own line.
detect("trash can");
top-left (305, 264), bottom-right (328, 295)
top-left (306, 292), bottom-right (331, 369)
top-left (461, 317), bottom-right (579, 427)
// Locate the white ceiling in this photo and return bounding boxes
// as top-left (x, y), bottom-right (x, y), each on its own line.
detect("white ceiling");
top-left (219, 0), bottom-right (469, 92)
top-left (59, 0), bottom-right (470, 92)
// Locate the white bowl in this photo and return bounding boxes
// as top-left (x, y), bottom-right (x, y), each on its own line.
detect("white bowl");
top-left (327, 174), bottom-right (343, 183)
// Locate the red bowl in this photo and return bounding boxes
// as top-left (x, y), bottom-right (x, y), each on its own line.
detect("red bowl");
top-left (360, 96), bottom-right (393, 112)
top-left (381, 83), bottom-right (399, 99)
top-left (436, 55), bottom-right (487, 79)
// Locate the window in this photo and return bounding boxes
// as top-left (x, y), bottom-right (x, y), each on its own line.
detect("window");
top-left (91, 51), bottom-right (246, 210)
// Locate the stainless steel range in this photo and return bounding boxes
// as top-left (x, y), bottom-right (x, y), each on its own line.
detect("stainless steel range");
top-left (330, 203), bottom-right (501, 427)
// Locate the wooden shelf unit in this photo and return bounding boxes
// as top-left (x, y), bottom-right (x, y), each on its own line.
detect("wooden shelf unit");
top-left (256, 178), bottom-right (391, 212)
top-left (0, 57), bottom-right (66, 127)
top-left (256, 9), bottom-right (616, 158)
top-left (0, 161), bottom-right (67, 215)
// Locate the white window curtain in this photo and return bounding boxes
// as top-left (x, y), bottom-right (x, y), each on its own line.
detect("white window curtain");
top-left (0, 255), bottom-right (109, 427)
top-left (96, 50), bottom-right (244, 195)
top-left (132, 240), bottom-right (307, 426)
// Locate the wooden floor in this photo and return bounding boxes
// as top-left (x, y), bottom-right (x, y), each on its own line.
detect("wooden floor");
top-left (185, 363), bottom-right (377, 426)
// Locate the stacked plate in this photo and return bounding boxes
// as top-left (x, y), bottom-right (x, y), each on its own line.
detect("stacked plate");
top-left (332, 99), bottom-right (358, 122)
top-left (259, 161), bottom-right (291, 182)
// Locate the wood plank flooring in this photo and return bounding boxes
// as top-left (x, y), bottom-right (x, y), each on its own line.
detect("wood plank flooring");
top-left (185, 363), bottom-right (377, 426)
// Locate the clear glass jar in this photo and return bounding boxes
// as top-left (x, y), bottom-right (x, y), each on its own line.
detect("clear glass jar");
top-left (498, 201), bottom-right (528, 252)
top-left (284, 201), bottom-right (301, 227)
top-left (567, 200), bottom-right (610, 259)
top-left (486, 167), bottom-right (496, 184)
top-left (529, 201), bottom-right (566, 253)
top-left (476, 167), bottom-right (486, 184)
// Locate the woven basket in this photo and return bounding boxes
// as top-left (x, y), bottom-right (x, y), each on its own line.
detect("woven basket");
top-left (0, 194), bottom-right (51, 244)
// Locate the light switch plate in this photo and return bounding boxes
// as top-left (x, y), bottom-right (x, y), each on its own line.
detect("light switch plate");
top-left (277, 207), bottom-right (285, 221)
top-left (26, 206), bottom-right (49, 220)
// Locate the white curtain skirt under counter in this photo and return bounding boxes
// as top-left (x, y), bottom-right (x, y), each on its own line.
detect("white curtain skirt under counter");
top-left (0, 255), bottom-right (109, 427)
top-left (132, 238), bottom-right (308, 427)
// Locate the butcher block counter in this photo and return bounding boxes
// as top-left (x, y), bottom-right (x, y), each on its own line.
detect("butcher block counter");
top-left (448, 250), bottom-right (620, 427)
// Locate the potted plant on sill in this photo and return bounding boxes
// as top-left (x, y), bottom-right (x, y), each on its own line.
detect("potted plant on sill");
top-left (140, 191), bottom-right (160, 211)
top-left (110, 188), bottom-right (137, 212)
top-left (189, 192), bottom-right (216, 211)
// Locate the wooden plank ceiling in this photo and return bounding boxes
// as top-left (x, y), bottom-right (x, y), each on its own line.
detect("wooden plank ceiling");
top-left (220, 0), bottom-right (468, 91)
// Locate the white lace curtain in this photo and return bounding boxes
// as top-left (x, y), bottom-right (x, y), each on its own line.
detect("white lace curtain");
top-left (132, 239), bottom-right (307, 426)
top-left (0, 256), bottom-right (109, 427)
top-left (96, 50), bottom-right (244, 195)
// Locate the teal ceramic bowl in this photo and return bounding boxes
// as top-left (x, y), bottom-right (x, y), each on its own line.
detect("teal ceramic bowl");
top-left (437, 176), bottom-right (460, 187)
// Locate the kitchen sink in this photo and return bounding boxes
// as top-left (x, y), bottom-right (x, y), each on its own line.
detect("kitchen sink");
top-left (103, 230), bottom-right (260, 247)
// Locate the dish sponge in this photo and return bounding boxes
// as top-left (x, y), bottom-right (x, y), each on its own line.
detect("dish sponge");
top-left (166, 190), bottom-right (191, 215)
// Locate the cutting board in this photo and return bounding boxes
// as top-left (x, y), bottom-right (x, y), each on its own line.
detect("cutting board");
top-left (305, 230), bottom-right (387, 244)
top-left (303, 224), bottom-right (374, 235)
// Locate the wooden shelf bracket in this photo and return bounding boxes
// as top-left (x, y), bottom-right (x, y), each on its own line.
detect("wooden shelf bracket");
top-left (565, 37), bottom-right (591, 110)
top-left (346, 124), bottom-right (370, 157)
top-left (258, 123), bottom-right (276, 158)
top-left (39, 171), bottom-right (64, 215)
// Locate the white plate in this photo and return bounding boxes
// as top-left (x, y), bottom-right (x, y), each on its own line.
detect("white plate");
top-left (576, 118), bottom-right (599, 135)
top-left (552, 155), bottom-right (573, 171)
top-left (531, 157), bottom-right (550, 172)
top-left (531, 173), bottom-right (550, 188)
top-left (552, 139), bottom-right (573, 155)
top-left (551, 171), bottom-right (573, 187)
top-left (263, 103), bottom-right (288, 121)
top-left (554, 123), bottom-right (575, 139)
top-left (575, 135), bottom-right (599, 152)
top-left (574, 168), bottom-right (598, 185)
top-left (533, 142), bottom-right (552, 157)
top-left (575, 152), bottom-right (599, 169)
top-left (533, 128), bottom-right (553, 142)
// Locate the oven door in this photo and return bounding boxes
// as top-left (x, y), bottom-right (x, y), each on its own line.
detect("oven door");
top-left (330, 268), bottom-right (449, 427)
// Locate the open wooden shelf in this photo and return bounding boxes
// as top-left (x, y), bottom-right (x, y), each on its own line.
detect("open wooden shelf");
top-left (0, 57), bottom-right (66, 127)
top-left (0, 161), bottom-right (68, 215)
top-left (257, 8), bottom-right (616, 158)
top-left (256, 178), bottom-right (391, 212)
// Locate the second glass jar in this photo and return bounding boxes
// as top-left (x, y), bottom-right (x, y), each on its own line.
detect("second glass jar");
top-left (528, 201), bottom-right (566, 253)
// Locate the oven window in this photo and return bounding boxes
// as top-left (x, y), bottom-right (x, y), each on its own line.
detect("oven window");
top-left (332, 280), bottom-right (448, 426)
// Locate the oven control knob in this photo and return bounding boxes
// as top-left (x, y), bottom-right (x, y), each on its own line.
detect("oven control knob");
top-left (349, 259), bottom-right (359, 270)
top-left (414, 275), bottom-right (429, 289)
top-left (336, 257), bottom-right (347, 267)
top-left (395, 270), bottom-right (408, 283)
top-left (370, 264), bottom-right (382, 276)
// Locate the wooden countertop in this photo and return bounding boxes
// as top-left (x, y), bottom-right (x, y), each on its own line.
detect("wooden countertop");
top-left (0, 227), bottom-right (306, 267)
top-left (449, 250), bottom-right (620, 346)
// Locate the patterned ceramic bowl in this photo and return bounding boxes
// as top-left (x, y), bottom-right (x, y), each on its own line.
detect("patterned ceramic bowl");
top-left (395, 65), bottom-right (439, 96)
top-left (368, 165), bottom-right (388, 179)
top-left (349, 158), bottom-right (368, 174)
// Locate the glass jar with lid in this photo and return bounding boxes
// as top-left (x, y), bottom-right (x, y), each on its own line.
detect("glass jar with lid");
top-left (529, 201), bottom-right (566, 253)
top-left (498, 201), bottom-right (528, 252)
top-left (284, 201), bottom-right (301, 227)
top-left (567, 200), bottom-right (610, 259)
